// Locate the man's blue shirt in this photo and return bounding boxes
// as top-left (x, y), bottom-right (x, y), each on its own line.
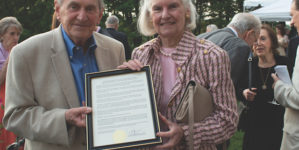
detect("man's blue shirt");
top-left (61, 27), bottom-right (99, 106)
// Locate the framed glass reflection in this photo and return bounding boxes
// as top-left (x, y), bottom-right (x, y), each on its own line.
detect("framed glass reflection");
top-left (85, 66), bottom-right (162, 150)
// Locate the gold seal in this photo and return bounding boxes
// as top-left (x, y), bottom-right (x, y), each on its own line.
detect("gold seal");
top-left (113, 130), bottom-right (127, 144)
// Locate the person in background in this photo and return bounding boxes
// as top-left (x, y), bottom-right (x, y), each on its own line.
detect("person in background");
top-left (2, 0), bottom-right (125, 150)
top-left (205, 24), bottom-right (218, 32)
top-left (288, 26), bottom-right (298, 39)
top-left (118, 0), bottom-right (238, 149)
top-left (276, 24), bottom-right (289, 56)
top-left (197, 13), bottom-right (261, 95)
top-left (105, 15), bottom-right (131, 59)
top-left (0, 17), bottom-right (22, 71)
top-left (239, 24), bottom-right (292, 150)
top-left (287, 36), bottom-right (299, 72)
top-left (272, 0), bottom-right (299, 149)
top-left (0, 16), bottom-right (23, 150)
top-left (96, 25), bottom-right (112, 37)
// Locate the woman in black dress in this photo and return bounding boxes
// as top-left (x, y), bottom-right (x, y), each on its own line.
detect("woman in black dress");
top-left (238, 24), bottom-right (292, 150)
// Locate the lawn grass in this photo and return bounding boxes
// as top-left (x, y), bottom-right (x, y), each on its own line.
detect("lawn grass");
top-left (228, 131), bottom-right (244, 150)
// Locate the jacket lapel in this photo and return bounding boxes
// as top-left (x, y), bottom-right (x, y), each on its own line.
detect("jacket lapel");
top-left (168, 31), bottom-right (196, 105)
top-left (93, 32), bottom-right (117, 71)
top-left (50, 27), bottom-right (80, 107)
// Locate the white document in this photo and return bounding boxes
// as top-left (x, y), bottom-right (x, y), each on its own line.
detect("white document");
top-left (91, 71), bottom-right (156, 147)
top-left (274, 65), bottom-right (292, 85)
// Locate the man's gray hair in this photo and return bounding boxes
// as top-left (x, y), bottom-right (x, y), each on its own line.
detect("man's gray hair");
top-left (206, 24), bottom-right (218, 31)
top-left (105, 15), bottom-right (119, 25)
top-left (0, 16), bottom-right (23, 42)
top-left (56, 0), bottom-right (105, 10)
top-left (227, 13), bottom-right (261, 35)
top-left (137, 0), bottom-right (197, 36)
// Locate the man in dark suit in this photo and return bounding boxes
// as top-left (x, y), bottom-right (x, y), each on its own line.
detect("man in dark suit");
top-left (198, 13), bottom-right (261, 150)
top-left (97, 26), bottom-right (113, 38)
top-left (287, 35), bottom-right (299, 73)
top-left (197, 13), bottom-right (261, 92)
top-left (105, 15), bottom-right (131, 59)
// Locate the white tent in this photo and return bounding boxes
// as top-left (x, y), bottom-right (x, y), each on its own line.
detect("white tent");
top-left (244, 0), bottom-right (276, 8)
top-left (249, 0), bottom-right (292, 21)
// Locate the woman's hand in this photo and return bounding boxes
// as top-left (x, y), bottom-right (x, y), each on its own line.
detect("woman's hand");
top-left (243, 88), bottom-right (257, 101)
top-left (117, 59), bottom-right (143, 71)
top-left (155, 113), bottom-right (184, 149)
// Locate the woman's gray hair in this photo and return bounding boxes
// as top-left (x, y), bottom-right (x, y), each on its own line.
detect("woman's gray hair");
top-left (227, 13), bottom-right (261, 35)
top-left (56, 0), bottom-right (105, 10)
top-left (0, 17), bottom-right (23, 42)
top-left (137, 0), bottom-right (197, 36)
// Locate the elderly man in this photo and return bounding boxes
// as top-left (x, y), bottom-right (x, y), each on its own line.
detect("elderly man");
top-left (198, 13), bottom-right (261, 92)
top-left (205, 24), bottom-right (218, 33)
top-left (2, 0), bottom-right (125, 150)
top-left (272, 0), bottom-right (299, 149)
top-left (105, 15), bottom-right (131, 59)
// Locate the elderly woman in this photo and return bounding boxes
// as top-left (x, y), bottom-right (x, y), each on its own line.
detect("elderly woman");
top-left (0, 16), bottom-right (22, 84)
top-left (0, 16), bottom-right (22, 150)
top-left (239, 24), bottom-right (292, 150)
top-left (118, 0), bottom-right (238, 149)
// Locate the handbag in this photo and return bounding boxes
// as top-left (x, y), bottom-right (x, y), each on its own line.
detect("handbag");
top-left (175, 80), bottom-right (214, 150)
top-left (175, 80), bottom-right (214, 123)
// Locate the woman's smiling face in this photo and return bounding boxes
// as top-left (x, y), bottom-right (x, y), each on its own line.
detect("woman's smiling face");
top-left (150, 0), bottom-right (188, 38)
top-left (253, 29), bottom-right (273, 57)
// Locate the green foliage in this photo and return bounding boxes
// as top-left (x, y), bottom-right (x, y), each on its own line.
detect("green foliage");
top-left (0, 0), bottom-right (54, 42)
top-left (0, 0), bottom-right (245, 53)
top-left (193, 0), bottom-right (244, 34)
top-left (228, 131), bottom-right (244, 150)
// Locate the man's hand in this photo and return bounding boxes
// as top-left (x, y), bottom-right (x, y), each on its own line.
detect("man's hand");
top-left (155, 113), bottom-right (184, 149)
top-left (65, 107), bottom-right (92, 127)
top-left (271, 73), bottom-right (280, 88)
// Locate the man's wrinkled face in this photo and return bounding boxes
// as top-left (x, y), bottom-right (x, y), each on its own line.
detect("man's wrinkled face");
top-left (55, 0), bottom-right (102, 45)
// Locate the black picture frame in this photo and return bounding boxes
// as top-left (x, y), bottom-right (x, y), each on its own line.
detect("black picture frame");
top-left (85, 66), bottom-right (162, 150)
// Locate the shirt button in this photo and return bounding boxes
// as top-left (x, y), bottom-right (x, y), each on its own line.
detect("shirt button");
top-left (200, 39), bottom-right (205, 44)
top-left (70, 56), bottom-right (72, 59)
top-left (177, 67), bottom-right (181, 73)
top-left (204, 49), bottom-right (208, 54)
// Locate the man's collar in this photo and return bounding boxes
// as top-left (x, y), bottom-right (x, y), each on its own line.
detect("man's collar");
top-left (228, 27), bottom-right (238, 37)
top-left (61, 26), bottom-right (97, 56)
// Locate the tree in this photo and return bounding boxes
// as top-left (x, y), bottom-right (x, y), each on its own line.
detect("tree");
top-left (194, 0), bottom-right (244, 34)
top-left (0, 0), bottom-right (54, 41)
top-left (0, 0), bottom-right (245, 51)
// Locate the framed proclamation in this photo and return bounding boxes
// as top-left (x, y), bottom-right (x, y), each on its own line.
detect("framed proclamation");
top-left (85, 66), bottom-right (162, 150)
